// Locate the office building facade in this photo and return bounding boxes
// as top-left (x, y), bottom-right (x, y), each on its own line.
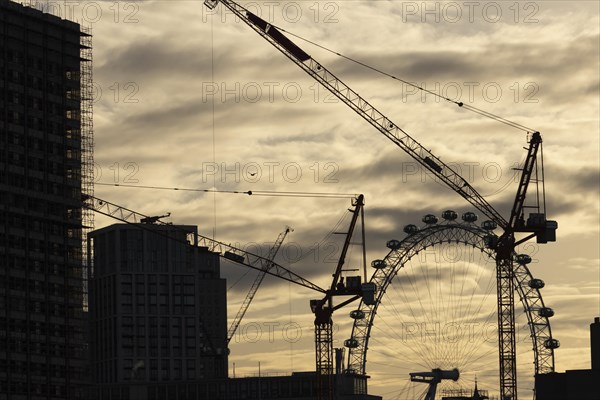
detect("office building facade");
top-left (88, 223), bottom-right (228, 398)
top-left (0, 0), bottom-right (93, 398)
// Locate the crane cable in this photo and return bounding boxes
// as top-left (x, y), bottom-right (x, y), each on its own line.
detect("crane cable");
top-left (95, 182), bottom-right (357, 198)
top-left (268, 24), bottom-right (537, 134)
top-left (210, 12), bottom-right (218, 240)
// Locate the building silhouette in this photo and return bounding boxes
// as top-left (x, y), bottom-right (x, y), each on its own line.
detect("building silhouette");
top-left (535, 317), bottom-right (600, 399)
top-left (87, 223), bottom-right (228, 398)
top-left (0, 0), bottom-right (93, 398)
top-left (87, 222), bottom-right (382, 400)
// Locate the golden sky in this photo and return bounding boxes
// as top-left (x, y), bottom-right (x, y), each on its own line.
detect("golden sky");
top-left (30, 0), bottom-right (599, 398)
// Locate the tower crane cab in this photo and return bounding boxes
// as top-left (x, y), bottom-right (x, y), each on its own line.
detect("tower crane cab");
top-left (517, 213), bottom-right (557, 243)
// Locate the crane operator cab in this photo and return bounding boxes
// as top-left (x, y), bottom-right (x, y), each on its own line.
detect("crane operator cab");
top-left (519, 213), bottom-right (558, 243)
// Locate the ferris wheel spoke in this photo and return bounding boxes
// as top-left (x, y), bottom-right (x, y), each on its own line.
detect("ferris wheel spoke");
top-left (346, 218), bottom-right (554, 399)
top-left (374, 307), bottom-right (437, 369)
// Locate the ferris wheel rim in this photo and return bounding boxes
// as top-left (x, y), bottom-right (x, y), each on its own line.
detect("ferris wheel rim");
top-left (345, 218), bottom-right (556, 384)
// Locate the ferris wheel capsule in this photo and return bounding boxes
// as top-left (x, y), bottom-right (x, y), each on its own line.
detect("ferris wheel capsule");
top-left (404, 224), bottom-right (419, 234)
top-left (386, 239), bottom-right (401, 250)
top-left (344, 338), bottom-right (359, 348)
top-left (371, 259), bottom-right (386, 269)
top-left (516, 254), bottom-right (532, 265)
top-left (441, 210), bottom-right (458, 220)
top-left (461, 212), bottom-right (478, 223)
top-left (422, 214), bottom-right (438, 224)
top-left (481, 220), bottom-right (497, 230)
top-left (544, 338), bottom-right (560, 349)
top-left (538, 307), bottom-right (555, 318)
top-left (350, 310), bottom-right (365, 320)
top-left (528, 278), bottom-right (545, 289)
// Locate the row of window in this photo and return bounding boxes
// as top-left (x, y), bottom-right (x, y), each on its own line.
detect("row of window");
top-left (92, 230), bottom-right (197, 275)
top-left (4, 89), bottom-right (78, 110)
top-left (0, 190), bottom-right (80, 214)
top-left (0, 276), bottom-right (67, 296)
top-left (1, 171), bottom-right (81, 193)
top-left (21, 165), bottom-right (81, 188)
top-left (94, 359), bottom-right (198, 384)
top-left (121, 274), bottom-right (196, 285)
top-left (1, 68), bottom-right (77, 96)
top-left (1, 298), bottom-right (67, 316)
top-left (1, 130), bottom-right (78, 150)
top-left (120, 336), bottom-right (206, 358)
top-left (0, 46), bottom-right (79, 76)
top-left (1, 359), bottom-right (67, 377)
top-left (0, 234), bottom-right (77, 257)
top-left (0, 381), bottom-right (66, 397)
top-left (2, 211), bottom-right (82, 236)
top-left (0, 317), bottom-right (76, 335)
top-left (1, 336), bottom-right (68, 357)
top-left (0, 256), bottom-right (75, 275)
top-left (1, 109), bottom-right (81, 126)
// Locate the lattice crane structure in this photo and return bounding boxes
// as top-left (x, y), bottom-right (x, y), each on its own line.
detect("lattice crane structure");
top-left (226, 227), bottom-right (292, 343)
top-left (203, 1), bottom-right (558, 398)
top-left (84, 196), bottom-right (324, 292)
top-left (309, 194), bottom-right (373, 399)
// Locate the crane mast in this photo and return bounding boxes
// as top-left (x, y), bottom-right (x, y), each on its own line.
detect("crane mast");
top-left (205, 1), bottom-right (557, 399)
top-left (227, 227), bottom-right (292, 343)
top-left (311, 195), bottom-right (367, 400)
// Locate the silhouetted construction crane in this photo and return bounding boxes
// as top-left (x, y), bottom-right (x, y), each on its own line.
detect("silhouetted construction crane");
top-left (204, 1), bottom-right (558, 398)
top-left (85, 196), bottom-right (324, 293)
top-left (226, 226), bottom-right (292, 343)
top-left (309, 194), bottom-right (374, 399)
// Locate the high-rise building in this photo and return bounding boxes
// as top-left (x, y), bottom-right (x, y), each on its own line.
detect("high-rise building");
top-left (0, 1), bottom-right (93, 399)
top-left (88, 223), bottom-right (228, 398)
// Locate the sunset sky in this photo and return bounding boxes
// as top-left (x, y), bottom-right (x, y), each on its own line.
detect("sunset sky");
top-left (29, 0), bottom-right (599, 398)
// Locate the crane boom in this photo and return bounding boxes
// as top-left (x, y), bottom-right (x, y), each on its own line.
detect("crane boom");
top-left (84, 196), bottom-right (325, 293)
top-left (227, 227), bottom-right (292, 343)
top-left (329, 195), bottom-right (364, 293)
top-left (207, 2), bottom-right (556, 398)
top-left (509, 131), bottom-right (545, 232)
top-left (204, 0), bottom-right (508, 229)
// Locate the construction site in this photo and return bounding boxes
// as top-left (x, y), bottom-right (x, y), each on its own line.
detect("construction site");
top-left (1, 0), bottom-right (599, 399)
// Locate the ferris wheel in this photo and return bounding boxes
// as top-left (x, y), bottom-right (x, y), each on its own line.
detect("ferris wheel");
top-left (344, 211), bottom-right (558, 399)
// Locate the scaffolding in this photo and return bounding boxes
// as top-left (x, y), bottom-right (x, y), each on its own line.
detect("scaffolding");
top-left (80, 24), bottom-right (94, 310)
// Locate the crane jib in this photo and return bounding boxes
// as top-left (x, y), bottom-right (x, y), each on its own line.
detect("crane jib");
top-left (246, 11), bottom-right (311, 62)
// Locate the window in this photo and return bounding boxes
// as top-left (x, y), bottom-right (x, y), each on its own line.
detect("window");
top-left (186, 360), bottom-right (195, 380)
top-left (174, 360), bottom-right (182, 380)
top-left (161, 360), bottom-right (169, 380)
top-left (123, 359), bottom-right (133, 381)
top-left (136, 294), bottom-right (145, 314)
top-left (172, 337), bottom-right (181, 357)
top-left (150, 359), bottom-right (158, 380)
top-left (171, 318), bottom-right (181, 336)
top-left (136, 317), bottom-right (145, 336)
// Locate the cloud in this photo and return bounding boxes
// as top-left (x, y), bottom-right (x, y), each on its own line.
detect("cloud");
top-left (85, 0), bottom-right (599, 390)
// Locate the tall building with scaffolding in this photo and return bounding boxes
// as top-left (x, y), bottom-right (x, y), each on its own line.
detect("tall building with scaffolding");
top-left (0, 0), bottom-right (93, 398)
